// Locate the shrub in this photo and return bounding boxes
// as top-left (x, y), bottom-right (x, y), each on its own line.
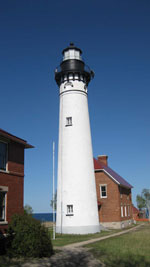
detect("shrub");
top-left (0, 231), bottom-right (6, 255)
top-left (6, 213), bottom-right (53, 258)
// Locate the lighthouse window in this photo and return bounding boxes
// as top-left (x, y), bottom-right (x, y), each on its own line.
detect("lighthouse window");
top-left (66, 117), bottom-right (72, 126)
top-left (67, 205), bottom-right (73, 214)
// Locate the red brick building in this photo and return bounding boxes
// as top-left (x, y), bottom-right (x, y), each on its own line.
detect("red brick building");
top-left (132, 205), bottom-right (139, 220)
top-left (0, 129), bottom-right (33, 232)
top-left (94, 155), bottom-right (133, 229)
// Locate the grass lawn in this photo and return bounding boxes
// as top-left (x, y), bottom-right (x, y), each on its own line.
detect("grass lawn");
top-left (50, 229), bottom-right (120, 247)
top-left (50, 225), bottom-right (135, 247)
top-left (86, 224), bottom-right (150, 267)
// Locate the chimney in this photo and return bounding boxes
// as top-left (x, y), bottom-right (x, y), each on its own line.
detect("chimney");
top-left (97, 155), bottom-right (108, 166)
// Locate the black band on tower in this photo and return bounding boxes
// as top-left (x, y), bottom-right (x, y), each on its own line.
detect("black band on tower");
top-left (55, 44), bottom-right (94, 86)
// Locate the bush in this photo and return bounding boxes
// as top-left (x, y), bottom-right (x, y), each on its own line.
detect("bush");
top-left (0, 231), bottom-right (6, 255)
top-left (6, 213), bottom-right (53, 258)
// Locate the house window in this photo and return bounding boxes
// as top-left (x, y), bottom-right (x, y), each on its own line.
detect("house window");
top-left (128, 205), bottom-right (130, 216)
top-left (0, 192), bottom-right (6, 221)
top-left (124, 205), bottom-right (127, 217)
top-left (100, 185), bottom-right (107, 198)
top-left (67, 205), bottom-right (73, 215)
top-left (0, 142), bottom-right (7, 171)
top-left (121, 205), bottom-right (124, 217)
top-left (66, 117), bottom-right (72, 126)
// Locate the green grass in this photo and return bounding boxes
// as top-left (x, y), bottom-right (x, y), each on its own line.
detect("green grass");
top-left (86, 224), bottom-right (150, 267)
top-left (0, 223), bottom-right (148, 266)
top-left (50, 226), bottom-right (135, 247)
top-left (50, 229), bottom-right (118, 247)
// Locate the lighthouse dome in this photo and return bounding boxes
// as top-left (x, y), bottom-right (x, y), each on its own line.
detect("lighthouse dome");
top-left (55, 43), bottom-right (94, 86)
top-left (62, 43), bottom-right (82, 61)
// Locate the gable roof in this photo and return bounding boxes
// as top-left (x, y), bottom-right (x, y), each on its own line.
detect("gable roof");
top-left (0, 129), bottom-right (34, 149)
top-left (94, 158), bottom-right (133, 189)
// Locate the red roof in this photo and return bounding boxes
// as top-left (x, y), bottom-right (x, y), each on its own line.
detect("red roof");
top-left (0, 129), bottom-right (34, 149)
top-left (94, 158), bottom-right (133, 189)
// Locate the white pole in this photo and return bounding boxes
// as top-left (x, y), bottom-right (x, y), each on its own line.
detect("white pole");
top-left (53, 141), bottom-right (55, 240)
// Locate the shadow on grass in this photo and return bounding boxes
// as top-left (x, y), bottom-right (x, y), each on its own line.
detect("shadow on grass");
top-left (0, 249), bottom-right (103, 267)
top-left (50, 248), bottom-right (102, 267)
top-left (0, 256), bottom-right (23, 267)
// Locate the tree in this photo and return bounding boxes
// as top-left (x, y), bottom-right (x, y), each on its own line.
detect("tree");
top-left (24, 204), bottom-right (33, 215)
top-left (50, 191), bottom-right (57, 211)
top-left (136, 189), bottom-right (150, 220)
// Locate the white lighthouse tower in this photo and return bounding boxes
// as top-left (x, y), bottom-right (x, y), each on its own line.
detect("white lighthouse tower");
top-left (55, 43), bottom-right (100, 234)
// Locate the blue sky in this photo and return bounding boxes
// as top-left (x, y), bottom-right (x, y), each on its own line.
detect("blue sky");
top-left (0, 0), bottom-right (150, 212)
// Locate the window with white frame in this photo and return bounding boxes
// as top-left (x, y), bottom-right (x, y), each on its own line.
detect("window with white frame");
top-left (66, 117), bottom-right (72, 126)
top-left (0, 191), bottom-right (6, 221)
top-left (121, 205), bottom-right (124, 217)
top-left (124, 205), bottom-right (127, 217)
top-left (100, 185), bottom-right (107, 198)
top-left (0, 142), bottom-right (7, 171)
top-left (128, 205), bottom-right (130, 216)
top-left (67, 204), bottom-right (73, 215)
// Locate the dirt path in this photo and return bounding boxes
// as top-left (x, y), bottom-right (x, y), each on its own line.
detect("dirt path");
top-left (14, 224), bottom-right (144, 266)
top-left (56, 223), bottom-right (143, 249)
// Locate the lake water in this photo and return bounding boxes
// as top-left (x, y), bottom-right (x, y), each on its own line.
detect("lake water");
top-left (32, 213), bottom-right (56, 222)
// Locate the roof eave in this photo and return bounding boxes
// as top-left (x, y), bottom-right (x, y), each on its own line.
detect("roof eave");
top-left (95, 168), bottom-right (133, 189)
top-left (24, 143), bottom-right (34, 149)
top-left (0, 129), bottom-right (34, 149)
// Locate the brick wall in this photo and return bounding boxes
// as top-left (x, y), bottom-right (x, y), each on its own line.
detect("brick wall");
top-left (0, 141), bottom-right (24, 232)
top-left (95, 171), bottom-right (121, 222)
top-left (8, 142), bottom-right (24, 174)
top-left (119, 186), bottom-right (133, 221)
top-left (95, 171), bottom-right (133, 223)
top-left (0, 172), bottom-right (24, 222)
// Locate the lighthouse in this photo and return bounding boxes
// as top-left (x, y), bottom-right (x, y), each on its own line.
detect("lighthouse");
top-left (55, 43), bottom-right (100, 234)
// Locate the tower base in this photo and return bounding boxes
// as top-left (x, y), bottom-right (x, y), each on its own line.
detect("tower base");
top-left (56, 224), bottom-right (100, 235)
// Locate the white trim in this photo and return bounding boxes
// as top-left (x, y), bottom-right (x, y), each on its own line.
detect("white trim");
top-left (124, 205), bottom-right (127, 217)
top-left (95, 169), bottom-right (132, 189)
top-left (0, 190), bottom-right (7, 222)
top-left (100, 184), bottom-right (107, 198)
top-left (103, 169), bottom-right (120, 185)
top-left (0, 221), bottom-right (8, 225)
top-left (0, 170), bottom-right (9, 174)
top-left (128, 205), bottom-right (130, 216)
top-left (0, 186), bottom-right (8, 192)
top-left (121, 205), bottom-right (124, 217)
